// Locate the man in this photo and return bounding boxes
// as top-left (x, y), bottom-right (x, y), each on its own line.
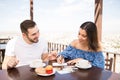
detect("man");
top-left (2, 20), bottom-right (48, 69)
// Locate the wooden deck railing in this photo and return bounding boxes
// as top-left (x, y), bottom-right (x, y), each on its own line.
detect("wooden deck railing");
top-left (48, 42), bottom-right (120, 73)
top-left (48, 42), bottom-right (68, 53)
top-left (0, 38), bottom-right (11, 44)
top-left (0, 39), bottom-right (120, 73)
top-left (103, 51), bottom-right (120, 72)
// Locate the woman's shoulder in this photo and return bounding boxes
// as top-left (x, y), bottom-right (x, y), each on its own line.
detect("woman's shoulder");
top-left (70, 39), bottom-right (79, 47)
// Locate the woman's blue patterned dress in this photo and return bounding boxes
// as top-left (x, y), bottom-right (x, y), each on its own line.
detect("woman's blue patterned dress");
top-left (59, 45), bottom-right (105, 69)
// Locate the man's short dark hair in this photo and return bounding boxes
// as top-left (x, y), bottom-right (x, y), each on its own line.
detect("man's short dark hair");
top-left (20, 20), bottom-right (36, 34)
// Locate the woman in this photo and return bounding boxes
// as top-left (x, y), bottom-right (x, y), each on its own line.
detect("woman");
top-left (57, 21), bottom-right (105, 69)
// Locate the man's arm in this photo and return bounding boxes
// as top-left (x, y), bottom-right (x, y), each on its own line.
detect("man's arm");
top-left (41, 53), bottom-right (49, 62)
top-left (2, 56), bottom-right (19, 69)
top-left (41, 50), bottom-right (58, 62)
top-left (2, 56), bottom-right (11, 69)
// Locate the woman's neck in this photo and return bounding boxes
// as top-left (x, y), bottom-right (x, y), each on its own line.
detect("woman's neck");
top-left (75, 41), bottom-right (89, 51)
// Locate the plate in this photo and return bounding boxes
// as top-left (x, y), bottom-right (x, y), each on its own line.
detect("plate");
top-left (29, 59), bottom-right (46, 68)
top-left (37, 69), bottom-right (56, 76)
top-left (30, 63), bottom-right (46, 68)
top-left (75, 63), bottom-right (92, 69)
top-left (75, 59), bottom-right (92, 69)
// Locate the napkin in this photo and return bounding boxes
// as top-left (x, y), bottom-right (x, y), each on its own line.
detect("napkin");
top-left (57, 67), bottom-right (74, 74)
top-left (52, 63), bottom-right (67, 66)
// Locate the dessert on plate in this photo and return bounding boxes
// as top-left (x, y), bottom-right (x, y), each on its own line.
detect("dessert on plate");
top-left (35, 65), bottom-right (53, 75)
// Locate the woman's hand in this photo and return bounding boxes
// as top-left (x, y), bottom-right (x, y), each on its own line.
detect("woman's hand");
top-left (67, 58), bottom-right (83, 65)
top-left (57, 55), bottom-right (64, 64)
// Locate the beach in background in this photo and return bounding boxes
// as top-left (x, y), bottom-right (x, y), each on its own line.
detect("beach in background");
top-left (0, 31), bottom-right (120, 53)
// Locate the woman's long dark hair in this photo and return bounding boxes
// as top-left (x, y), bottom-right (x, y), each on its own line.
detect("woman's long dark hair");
top-left (80, 21), bottom-right (99, 51)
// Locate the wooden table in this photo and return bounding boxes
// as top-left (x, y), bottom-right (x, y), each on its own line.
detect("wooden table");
top-left (0, 64), bottom-right (120, 80)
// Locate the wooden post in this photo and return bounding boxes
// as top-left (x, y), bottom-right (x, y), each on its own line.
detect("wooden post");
top-left (30, 0), bottom-right (33, 20)
top-left (94, 0), bottom-right (103, 41)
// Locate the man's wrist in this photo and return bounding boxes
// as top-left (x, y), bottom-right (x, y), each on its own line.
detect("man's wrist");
top-left (56, 54), bottom-right (60, 58)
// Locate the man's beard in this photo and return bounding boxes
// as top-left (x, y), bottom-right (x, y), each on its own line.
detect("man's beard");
top-left (27, 36), bottom-right (39, 43)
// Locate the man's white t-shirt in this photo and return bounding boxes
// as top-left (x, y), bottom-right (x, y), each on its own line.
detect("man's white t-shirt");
top-left (5, 36), bottom-right (48, 67)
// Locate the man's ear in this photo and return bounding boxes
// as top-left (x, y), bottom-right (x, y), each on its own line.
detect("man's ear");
top-left (22, 33), bottom-right (27, 37)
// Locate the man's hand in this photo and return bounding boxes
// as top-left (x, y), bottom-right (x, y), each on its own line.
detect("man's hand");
top-left (41, 53), bottom-right (49, 62)
top-left (7, 57), bottom-right (19, 69)
top-left (49, 50), bottom-right (58, 60)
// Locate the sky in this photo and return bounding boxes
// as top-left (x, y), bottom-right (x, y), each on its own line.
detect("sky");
top-left (0, 0), bottom-right (120, 37)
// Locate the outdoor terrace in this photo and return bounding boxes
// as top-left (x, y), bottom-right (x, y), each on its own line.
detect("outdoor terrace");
top-left (0, 38), bottom-right (120, 73)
